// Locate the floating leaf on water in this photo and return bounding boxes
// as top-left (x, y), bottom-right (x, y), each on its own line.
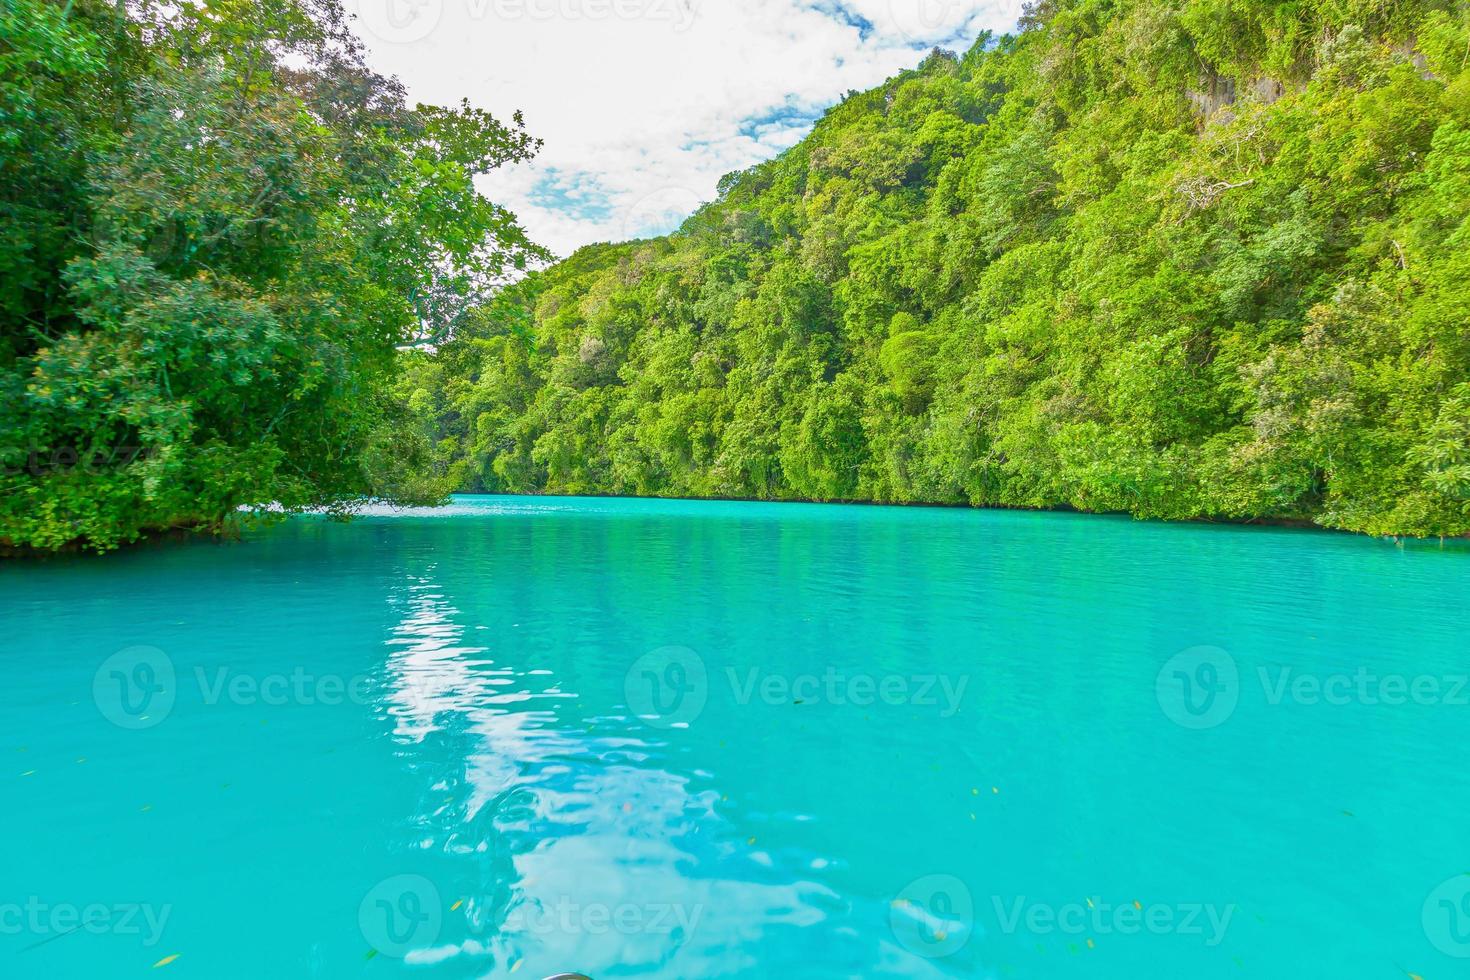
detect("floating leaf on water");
top-left (450, 900), bottom-right (463, 912)
top-left (152, 954), bottom-right (180, 968)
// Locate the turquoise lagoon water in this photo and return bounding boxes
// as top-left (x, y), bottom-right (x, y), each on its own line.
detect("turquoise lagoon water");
top-left (3, 496), bottom-right (1469, 978)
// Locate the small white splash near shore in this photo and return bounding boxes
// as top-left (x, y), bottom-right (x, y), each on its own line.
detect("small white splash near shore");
top-left (236, 498), bottom-right (583, 519)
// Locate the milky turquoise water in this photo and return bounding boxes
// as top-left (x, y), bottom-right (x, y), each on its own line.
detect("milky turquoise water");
top-left (3, 496), bottom-right (1469, 978)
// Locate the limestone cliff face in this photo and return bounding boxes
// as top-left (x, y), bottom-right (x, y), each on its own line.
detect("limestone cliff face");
top-left (1190, 74), bottom-right (1288, 124)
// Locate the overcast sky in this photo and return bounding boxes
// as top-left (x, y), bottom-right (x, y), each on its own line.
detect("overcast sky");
top-left (347, 0), bottom-right (1024, 258)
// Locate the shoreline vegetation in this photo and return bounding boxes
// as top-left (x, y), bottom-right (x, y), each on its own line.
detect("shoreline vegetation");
top-left (1, 0), bottom-right (546, 553)
top-left (5, 0), bottom-right (1470, 554)
top-left (399, 1), bottom-right (1470, 543)
top-left (6, 493), bottom-right (1466, 561)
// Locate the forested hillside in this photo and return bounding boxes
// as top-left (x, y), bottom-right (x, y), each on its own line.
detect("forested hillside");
top-left (0, 0), bottom-right (544, 551)
top-left (406, 0), bottom-right (1470, 537)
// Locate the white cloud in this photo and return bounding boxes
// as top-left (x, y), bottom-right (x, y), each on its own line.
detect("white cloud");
top-left (347, 0), bottom-right (1024, 257)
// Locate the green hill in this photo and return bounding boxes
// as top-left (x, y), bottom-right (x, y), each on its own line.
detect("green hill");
top-left (408, 0), bottom-right (1470, 537)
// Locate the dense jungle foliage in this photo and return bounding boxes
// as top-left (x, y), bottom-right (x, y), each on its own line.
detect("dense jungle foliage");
top-left (0, 0), bottom-right (544, 551)
top-left (405, 0), bottom-right (1470, 537)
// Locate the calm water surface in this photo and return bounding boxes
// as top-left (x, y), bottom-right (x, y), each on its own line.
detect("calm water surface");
top-left (3, 496), bottom-right (1468, 977)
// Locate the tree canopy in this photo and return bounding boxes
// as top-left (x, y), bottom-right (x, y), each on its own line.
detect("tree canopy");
top-left (8, 0), bottom-right (1469, 549)
top-left (1, 0), bottom-right (546, 551)
top-left (405, 0), bottom-right (1470, 538)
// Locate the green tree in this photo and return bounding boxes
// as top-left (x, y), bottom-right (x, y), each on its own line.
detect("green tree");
top-left (1, 0), bottom-right (546, 551)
